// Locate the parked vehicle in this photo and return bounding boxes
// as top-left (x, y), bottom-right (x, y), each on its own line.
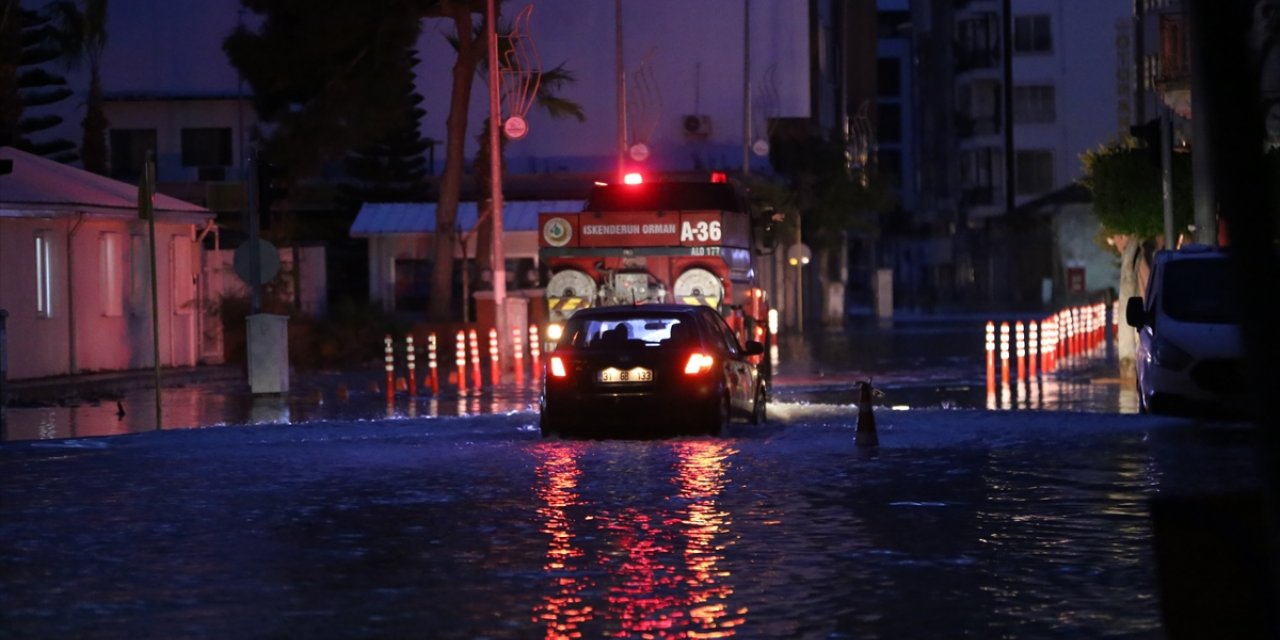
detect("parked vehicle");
top-left (1125, 244), bottom-right (1246, 415)
top-left (539, 304), bottom-right (766, 438)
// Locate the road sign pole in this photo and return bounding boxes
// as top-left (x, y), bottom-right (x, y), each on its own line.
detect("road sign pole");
top-left (247, 147), bottom-right (262, 313)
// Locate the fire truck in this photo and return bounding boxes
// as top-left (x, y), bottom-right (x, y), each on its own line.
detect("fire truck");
top-left (537, 172), bottom-right (776, 382)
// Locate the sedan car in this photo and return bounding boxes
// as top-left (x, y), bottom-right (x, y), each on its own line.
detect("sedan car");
top-left (539, 304), bottom-right (766, 438)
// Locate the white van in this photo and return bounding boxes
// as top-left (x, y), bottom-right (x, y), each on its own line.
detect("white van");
top-left (1124, 244), bottom-right (1247, 415)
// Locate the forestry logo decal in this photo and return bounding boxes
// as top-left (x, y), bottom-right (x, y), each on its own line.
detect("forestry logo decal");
top-left (543, 217), bottom-right (572, 247)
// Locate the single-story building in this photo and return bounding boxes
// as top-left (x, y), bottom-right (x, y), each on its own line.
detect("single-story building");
top-left (350, 200), bottom-right (584, 313)
top-left (0, 146), bottom-right (220, 380)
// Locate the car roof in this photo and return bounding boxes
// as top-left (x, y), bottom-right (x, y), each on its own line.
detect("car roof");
top-left (567, 304), bottom-right (707, 319)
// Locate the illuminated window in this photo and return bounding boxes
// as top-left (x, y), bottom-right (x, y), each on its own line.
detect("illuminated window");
top-left (100, 232), bottom-right (123, 317)
top-left (35, 232), bottom-right (53, 318)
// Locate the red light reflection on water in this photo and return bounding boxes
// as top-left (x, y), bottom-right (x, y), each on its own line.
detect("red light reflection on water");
top-left (532, 441), bottom-right (745, 639)
top-left (533, 445), bottom-right (593, 638)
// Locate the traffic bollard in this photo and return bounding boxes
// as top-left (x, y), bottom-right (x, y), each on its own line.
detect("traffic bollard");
top-left (405, 334), bottom-right (417, 398)
top-left (455, 330), bottom-right (467, 394)
top-left (469, 329), bottom-right (481, 391)
top-left (489, 328), bottom-right (499, 388)
top-left (427, 332), bottom-right (439, 395)
top-left (513, 327), bottom-right (525, 386)
top-left (384, 334), bottom-right (395, 404)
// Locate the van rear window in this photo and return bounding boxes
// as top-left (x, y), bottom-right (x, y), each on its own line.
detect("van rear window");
top-left (1162, 259), bottom-right (1240, 323)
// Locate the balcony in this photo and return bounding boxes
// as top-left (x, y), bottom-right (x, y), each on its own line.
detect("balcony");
top-left (953, 112), bottom-right (1002, 139)
top-left (954, 44), bottom-right (1000, 72)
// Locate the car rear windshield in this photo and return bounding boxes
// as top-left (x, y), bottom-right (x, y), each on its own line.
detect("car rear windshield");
top-left (1162, 259), bottom-right (1241, 323)
top-left (563, 314), bottom-right (699, 348)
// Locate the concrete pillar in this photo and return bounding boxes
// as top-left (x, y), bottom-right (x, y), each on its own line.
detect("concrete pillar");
top-left (246, 313), bottom-right (289, 394)
top-left (875, 268), bottom-right (894, 319)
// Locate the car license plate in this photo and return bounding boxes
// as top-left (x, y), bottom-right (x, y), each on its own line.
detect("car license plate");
top-left (598, 367), bottom-right (653, 383)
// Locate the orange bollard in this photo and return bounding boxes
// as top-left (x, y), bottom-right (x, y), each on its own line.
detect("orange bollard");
top-left (999, 322), bottom-right (1010, 387)
top-left (529, 324), bottom-right (541, 378)
top-left (489, 327), bottom-right (500, 388)
top-left (427, 332), bottom-right (439, 395)
top-left (405, 334), bottom-right (417, 398)
top-left (1028, 321), bottom-right (1039, 378)
top-left (455, 330), bottom-right (467, 394)
top-left (384, 334), bottom-right (395, 404)
top-left (469, 329), bottom-right (481, 390)
top-left (1015, 321), bottom-right (1026, 381)
top-left (985, 321), bottom-right (996, 399)
top-left (513, 327), bottom-right (525, 386)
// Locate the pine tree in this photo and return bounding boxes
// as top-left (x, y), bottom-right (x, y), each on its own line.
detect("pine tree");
top-left (15, 5), bottom-right (78, 162)
top-left (339, 49), bottom-right (432, 207)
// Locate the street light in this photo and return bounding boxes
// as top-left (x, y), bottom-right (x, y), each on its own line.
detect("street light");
top-left (786, 242), bottom-right (810, 333)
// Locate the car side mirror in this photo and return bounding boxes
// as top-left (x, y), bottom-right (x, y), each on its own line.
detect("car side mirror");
top-left (743, 340), bottom-right (765, 356)
top-left (1125, 296), bottom-right (1147, 328)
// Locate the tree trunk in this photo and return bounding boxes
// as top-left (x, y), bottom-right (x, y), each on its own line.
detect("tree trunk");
top-left (80, 64), bottom-right (108, 175)
top-left (429, 3), bottom-right (482, 322)
top-left (1115, 234), bottom-right (1142, 378)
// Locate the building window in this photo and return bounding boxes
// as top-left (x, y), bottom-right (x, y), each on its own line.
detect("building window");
top-left (1016, 149), bottom-right (1054, 195)
top-left (877, 58), bottom-right (901, 97)
top-left (35, 232), bottom-right (53, 318)
top-left (1013, 85), bottom-right (1056, 124)
top-left (877, 103), bottom-right (902, 143)
top-left (394, 259), bottom-right (431, 312)
top-left (878, 149), bottom-right (903, 189)
top-left (100, 232), bottom-right (123, 317)
top-left (1013, 15), bottom-right (1052, 54)
top-left (109, 129), bottom-right (157, 181)
top-left (180, 128), bottom-right (232, 167)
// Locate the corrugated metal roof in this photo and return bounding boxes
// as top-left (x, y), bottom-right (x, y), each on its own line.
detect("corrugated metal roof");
top-left (350, 200), bottom-right (584, 236)
top-left (0, 146), bottom-right (212, 221)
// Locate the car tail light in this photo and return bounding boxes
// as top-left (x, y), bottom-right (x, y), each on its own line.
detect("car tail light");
top-left (683, 352), bottom-right (715, 375)
top-left (549, 356), bottom-right (568, 378)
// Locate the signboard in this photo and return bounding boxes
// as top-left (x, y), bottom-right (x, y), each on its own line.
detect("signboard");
top-left (539, 211), bottom-right (749, 249)
top-left (1067, 266), bottom-right (1086, 293)
top-left (234, 238), bottom-right (281, 285)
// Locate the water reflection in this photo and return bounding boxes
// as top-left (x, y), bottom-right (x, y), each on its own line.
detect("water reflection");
top-left (532, 440), bottom-right (743, 639)
top-left (1, 383), bottom-right (546, 441)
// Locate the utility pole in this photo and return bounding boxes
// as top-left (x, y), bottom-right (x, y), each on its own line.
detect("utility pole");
top-left (487, 0), bottom-right (507, 366)
top-left (615, 0), bottom-right (626, 181)
top-left (742, 0), bottom-right (751, 175)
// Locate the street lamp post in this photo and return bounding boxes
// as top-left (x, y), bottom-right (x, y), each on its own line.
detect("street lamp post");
top-left (787, 241), bottom-right (811, 334)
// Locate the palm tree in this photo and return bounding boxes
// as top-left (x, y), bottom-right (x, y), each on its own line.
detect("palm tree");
top-left (45, 0), bottom-right (109, 174)
top-left (420, 0), bottom-right (487, 322)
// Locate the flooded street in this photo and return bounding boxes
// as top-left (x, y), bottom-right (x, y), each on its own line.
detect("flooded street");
top-left (2, 316), bottom-right (1255, 638)
top-left (1, 314), bottom-right (1134, 442)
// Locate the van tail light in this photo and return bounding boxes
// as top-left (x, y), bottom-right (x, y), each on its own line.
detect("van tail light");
top-left (549, 356), bottom-right (568, 378)
top-left (683, 353), bottom-right (715, 375)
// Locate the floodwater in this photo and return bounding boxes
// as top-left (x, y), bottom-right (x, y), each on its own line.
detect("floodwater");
top-left (0, 405), bottom-right (1260, 638)
top-left (1, 314), bottom-right (1134, 442)
top-left (2, 315), bottom-right (1260, 638)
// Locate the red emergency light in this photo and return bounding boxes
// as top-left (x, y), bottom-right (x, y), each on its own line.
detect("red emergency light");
top-left (710, 171), bottom-right (728, 183)
top-left (623, 172), bottom-right (644, 185)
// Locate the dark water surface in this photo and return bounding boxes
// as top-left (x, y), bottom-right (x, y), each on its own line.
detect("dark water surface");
top-left (1, 408), bottom-right (1255, 639)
